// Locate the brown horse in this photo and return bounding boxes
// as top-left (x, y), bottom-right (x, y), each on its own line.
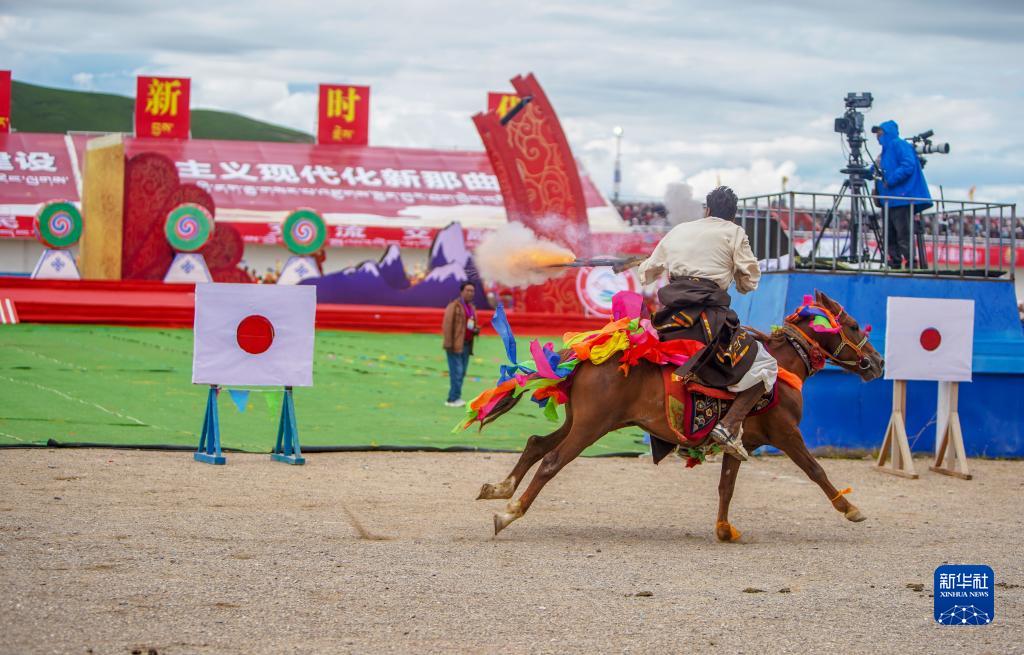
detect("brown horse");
top-left (476, 290), bottom-right (884, 540)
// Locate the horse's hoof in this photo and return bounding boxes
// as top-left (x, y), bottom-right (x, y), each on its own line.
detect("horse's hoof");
top-left (477, 478), bottom-right (514, 500)
top-left (493, 501), bottom-right (522, 535)
top-left (715, 521), bottom-right (742, 542)
top-left (844, 507), bottom-right (867, 522)
top-left (493, 512), bottom-right (517, 535)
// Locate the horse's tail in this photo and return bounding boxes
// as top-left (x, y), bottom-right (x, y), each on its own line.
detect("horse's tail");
top-left (478, 392), bottom-right (526, 429)
top-left (477, 348), bottom-right (579, 429)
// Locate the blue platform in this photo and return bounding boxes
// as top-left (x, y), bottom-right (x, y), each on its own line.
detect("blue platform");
top-left (732, 272), bottom-right (1024, 457)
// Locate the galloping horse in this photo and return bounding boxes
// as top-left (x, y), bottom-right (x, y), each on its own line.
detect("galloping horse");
top-left (476, 290), bottom-right (884, 540)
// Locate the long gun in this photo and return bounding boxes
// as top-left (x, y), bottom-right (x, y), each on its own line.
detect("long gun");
top-left (544, 255), bottom-right (647, 273)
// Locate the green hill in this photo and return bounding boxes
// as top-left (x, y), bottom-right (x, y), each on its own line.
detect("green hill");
top-left (10, 80), bottom-right (314, 143)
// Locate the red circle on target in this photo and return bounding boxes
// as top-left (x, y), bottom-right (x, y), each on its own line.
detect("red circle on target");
top-left (919, 327), bottom-right (942, 352)
top-left (236, 315), bottom-right (275, 354)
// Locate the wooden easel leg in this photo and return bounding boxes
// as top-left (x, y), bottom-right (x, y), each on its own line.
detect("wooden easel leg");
top-left (875, 380), bottom-right (918, 479)
top-left (194, 385), bottom-right (226, 465)
top-left (271, 386), bottom-right (305, 465)
top-left (930, 382), bottom-right (972, 480)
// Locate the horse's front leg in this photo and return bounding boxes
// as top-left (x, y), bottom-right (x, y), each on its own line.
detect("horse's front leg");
top-left (494, 418), bottom-right (606, 535)
top-left (715, 454), bottom-right (743, 542)
top-left (777, 430), bottom-right (866, 523)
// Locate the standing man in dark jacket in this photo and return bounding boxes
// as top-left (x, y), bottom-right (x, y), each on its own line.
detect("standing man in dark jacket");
top-left (442, 282), bottom-right (480, 407)
top-left (870, 120), bottom-right (933, 268)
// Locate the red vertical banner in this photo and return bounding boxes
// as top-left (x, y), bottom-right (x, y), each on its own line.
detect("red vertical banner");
top-left (0, 70), bottom-right (11, 133)
top-left (487, 92), bottom-right (521, 120)
top-left (317, 84), bottom-right (370, 145)
top-left (135, 76), bottom-right (191, 139)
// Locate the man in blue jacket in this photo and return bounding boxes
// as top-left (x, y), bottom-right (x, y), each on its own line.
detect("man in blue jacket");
top-left (870, 120), bottom-right (933, 268)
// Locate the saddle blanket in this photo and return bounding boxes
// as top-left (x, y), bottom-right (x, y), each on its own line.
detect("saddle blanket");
top-left (661, 367), bottom-right (779, 445)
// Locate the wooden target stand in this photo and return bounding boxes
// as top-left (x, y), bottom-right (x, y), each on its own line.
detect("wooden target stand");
top-left (194, 385), bottom-right (305, 466)
top-left (876, 380), bottom-right (970, 480)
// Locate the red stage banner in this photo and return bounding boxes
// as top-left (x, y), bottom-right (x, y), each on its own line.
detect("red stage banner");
top-left (62, 133), bottom-right (607, 217)
top-left (487, 92), bottom-right (521, 120)
top-left (0, 71), bottom-right (11, 134)
top-left (135, 76), bottom-right (191, 139)
top-left (122, 138), bottom-right (507, 216)
top-left (0, 132), bottom-right (79, 205)
top-left (317, 84), bottom-right (370, 145)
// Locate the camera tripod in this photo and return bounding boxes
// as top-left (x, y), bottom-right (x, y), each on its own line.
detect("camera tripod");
top-left (811, 174), bottom-right (885, 264)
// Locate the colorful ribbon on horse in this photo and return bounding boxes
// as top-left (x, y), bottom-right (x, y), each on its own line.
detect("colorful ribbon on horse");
top-left (793, 294), bottom-right (842, 334)
top-left (790, 294), bottom-right (872, 337)
top-left (454, 304), bottom-right (579, 432)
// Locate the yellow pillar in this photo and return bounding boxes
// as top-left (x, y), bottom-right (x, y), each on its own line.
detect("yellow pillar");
top-left (79, 134), bottom-right (125, 280)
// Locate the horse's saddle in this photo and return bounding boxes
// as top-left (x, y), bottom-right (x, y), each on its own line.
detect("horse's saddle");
top-left (650, 367), bottom-right (778, 464)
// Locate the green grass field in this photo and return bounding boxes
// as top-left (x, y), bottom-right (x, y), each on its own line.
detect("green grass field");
top-left (0, 325), bottom-right (646, 456)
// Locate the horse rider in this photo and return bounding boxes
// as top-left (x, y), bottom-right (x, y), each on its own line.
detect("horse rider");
top-left (635, 186), bottom-right (778, 461)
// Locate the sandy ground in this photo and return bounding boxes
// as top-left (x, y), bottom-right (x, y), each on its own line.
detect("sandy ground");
top-left (0, 449), bottom-right (1021, 655)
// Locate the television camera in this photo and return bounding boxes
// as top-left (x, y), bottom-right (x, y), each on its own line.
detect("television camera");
top-left (907, 129), bottom-right (951, 168)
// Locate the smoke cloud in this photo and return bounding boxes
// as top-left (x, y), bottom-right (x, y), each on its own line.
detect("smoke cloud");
top-left (474, 222), bottom-right (576, 287)
top-left (664, 182), bottom-right (704, 225)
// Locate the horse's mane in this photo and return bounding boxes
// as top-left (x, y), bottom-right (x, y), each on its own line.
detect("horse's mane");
top-left (744, 325), bottom-right (788, 349)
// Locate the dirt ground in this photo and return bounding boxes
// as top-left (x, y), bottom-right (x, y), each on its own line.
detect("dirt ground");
top-left (0, 449), bottom-right (1021, 655)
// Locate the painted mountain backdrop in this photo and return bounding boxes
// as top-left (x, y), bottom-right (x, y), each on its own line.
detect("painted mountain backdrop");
top-left (303, 222), bottom-right (487, 308)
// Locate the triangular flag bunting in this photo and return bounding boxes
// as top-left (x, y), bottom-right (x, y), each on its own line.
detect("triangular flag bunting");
top-left (263, 390), bottom-right (283, 415)
top-left (227, 389), bottom-right (250, 413)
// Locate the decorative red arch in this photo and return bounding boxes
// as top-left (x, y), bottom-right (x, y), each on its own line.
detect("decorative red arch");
top-left (473, 73), bottom-right (592, 257)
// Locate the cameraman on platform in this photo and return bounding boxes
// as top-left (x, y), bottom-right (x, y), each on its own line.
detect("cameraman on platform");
top-left (870, 120), bottom-right (932, 269)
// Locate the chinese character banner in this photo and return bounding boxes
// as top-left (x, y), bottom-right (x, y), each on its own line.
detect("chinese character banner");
top-left (122, 138), bottom-right (513, 216)
top-left (0, 133), bottom-right (79, 204)
top-left (0, 70), bottom-right (11, 134)
top-left (135, 76), bottom-right (191, 139)
top-left (317, 84), bottom-right (370, 145)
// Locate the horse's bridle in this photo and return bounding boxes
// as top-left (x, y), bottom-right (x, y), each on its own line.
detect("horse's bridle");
top-left (782, 302), bottom-right (873, 372)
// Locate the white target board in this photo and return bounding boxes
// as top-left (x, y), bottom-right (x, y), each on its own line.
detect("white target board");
top-left (192, 283), bottom-right (316, 387)
top-left (884, 297), bottom-right (974, 382)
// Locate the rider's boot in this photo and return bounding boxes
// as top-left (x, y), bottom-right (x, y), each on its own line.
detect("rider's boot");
top-left (709, 384), bottom-right (765, 461)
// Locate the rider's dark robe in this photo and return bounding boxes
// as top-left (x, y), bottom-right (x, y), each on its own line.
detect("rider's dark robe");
top-left (653, 276), bottom-right (758, 389)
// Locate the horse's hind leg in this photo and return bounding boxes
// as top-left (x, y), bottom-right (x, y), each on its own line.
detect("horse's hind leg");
top-left (478, 407), bottom-right (572, 500)
top-left (777, 431), bottom-right (866, 523)
top-left (494, 420), bottom-right (605, 535)
top-left (715, 455), bottom-right (744, 542)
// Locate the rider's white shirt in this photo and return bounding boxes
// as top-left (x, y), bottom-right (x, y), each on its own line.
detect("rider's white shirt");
top-left (637, 216), bottom-right (760, 293)
top-left (638, 216), bottom-right (776, 392)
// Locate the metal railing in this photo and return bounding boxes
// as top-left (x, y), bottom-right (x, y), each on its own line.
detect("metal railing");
top-left (733, 191), bottom-right (1018, 281)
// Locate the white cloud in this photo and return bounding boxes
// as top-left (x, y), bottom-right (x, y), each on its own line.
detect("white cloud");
top-left (629, 159), bottom-right (686, 199)
top-left (71, 72), bottom-right (94, 90)
top-left (686, 159), bottom-right (801, 198)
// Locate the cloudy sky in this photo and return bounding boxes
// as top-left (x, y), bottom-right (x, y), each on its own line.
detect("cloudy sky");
top-left (3, 0), bottom-right (1022, 207)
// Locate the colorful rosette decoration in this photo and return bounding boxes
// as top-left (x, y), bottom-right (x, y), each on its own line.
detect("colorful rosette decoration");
top-left (34, 201), bottom-right (83, 249)
top-left (282, 209), bottom-right (327, 255)
top-left (164, 203), bottom-right (214, 252)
